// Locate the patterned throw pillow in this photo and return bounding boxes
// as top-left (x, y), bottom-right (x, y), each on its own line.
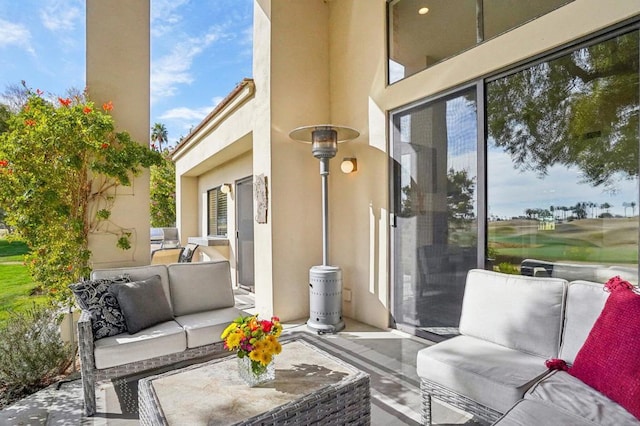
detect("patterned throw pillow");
top-left (69, 275), bottom-right (130, 340)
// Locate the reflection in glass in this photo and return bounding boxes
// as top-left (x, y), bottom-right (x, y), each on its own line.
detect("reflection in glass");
top-left (388, 0), bottom-right (573, 84)
top-left (392, 88), bottom-right (478, 337)
top-left (486, 31), bottom-right (639, 282)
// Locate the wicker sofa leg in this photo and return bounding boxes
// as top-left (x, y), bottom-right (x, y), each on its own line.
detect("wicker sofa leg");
top-left (78, 311), bottom-right (97, 416)
top-left (82, 371), bottom-right (96, 416)
top-left (422, 390), bottom-right (433, 425)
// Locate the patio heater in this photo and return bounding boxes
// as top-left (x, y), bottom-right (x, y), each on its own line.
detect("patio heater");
top-left (289, 124), bottom-right (359, 334)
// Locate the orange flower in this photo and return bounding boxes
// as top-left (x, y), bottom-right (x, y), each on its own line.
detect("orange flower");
top-left (101, 143), bottom-right (109, 149)
top-left (58, 97), bottom-right (72, 107)
top-left (0, 160), bottom-right (8, 167)
top-left (25, 119), bottom-right (36, 126)
top-left (102, 101), bottom-right (113, 112)
top-left (83, 106), bottom-right (92, 114)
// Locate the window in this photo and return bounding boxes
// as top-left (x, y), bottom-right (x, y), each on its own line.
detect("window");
top-left (388, 0), bottom-right (573, 84)
top-left (486, 29), bottom-right (639, 275)
top-left (390, 24), bottom-right (640, 339)
top-left (207, 187), bottom-right (228, 237)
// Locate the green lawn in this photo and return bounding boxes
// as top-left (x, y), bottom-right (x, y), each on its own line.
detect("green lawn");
top-left (0, 239), bottom-right (30, 262)
top-left (489, 218), bottom-right (639, 265)
top-left (0, 238), bottom-right (45, 322)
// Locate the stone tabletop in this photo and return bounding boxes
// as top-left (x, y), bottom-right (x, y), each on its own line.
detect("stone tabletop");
top-left (146, 339), bottom-right (362, 425)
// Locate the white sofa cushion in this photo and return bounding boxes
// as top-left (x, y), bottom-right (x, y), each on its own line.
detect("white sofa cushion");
top-left (93, 320), bottom-right (186, 369)
top-left (558, 280), bottom-right (609, 364)
top-left (168, 261), bottom-right (235, 316)
top-left (416, 335), bottom-right (549, 413)
top-left (91, 264), bottom-right (172, 311)
top-left (493, 399), bottom-right (595, 426)
top-left (459, 269), bottom-right (567, 359)
top-left (175, 307), bottom-right (248, 349)
top-left (525, 371), bottom-right (640, 425)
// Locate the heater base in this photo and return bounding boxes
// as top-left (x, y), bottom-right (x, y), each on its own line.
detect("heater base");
top-left (307, 265), bottom-right (345, 334)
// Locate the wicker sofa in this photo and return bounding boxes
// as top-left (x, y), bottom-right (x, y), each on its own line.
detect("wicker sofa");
top-left (77, 260), bottom-right (247, 416)
top-left (416, 269), bottom-right (640, 425)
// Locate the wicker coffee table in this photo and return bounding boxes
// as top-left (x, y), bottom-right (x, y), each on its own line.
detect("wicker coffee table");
top-left (138, 337), bottom-right (370, 425)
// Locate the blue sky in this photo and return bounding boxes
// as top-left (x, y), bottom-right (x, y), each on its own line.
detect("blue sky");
top-left (0, 0), bottom-right (253, 147)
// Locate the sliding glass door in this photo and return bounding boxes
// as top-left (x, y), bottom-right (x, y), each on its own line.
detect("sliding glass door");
top-left (391, 88), bottom-right (478, 338)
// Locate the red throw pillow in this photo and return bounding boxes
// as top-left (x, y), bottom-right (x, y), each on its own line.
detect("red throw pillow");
top-left (569, 276), bottom-right (640, 420)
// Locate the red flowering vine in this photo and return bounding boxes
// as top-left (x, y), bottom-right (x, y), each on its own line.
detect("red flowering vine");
top-left (102, 101), bottom-right (113, 112)
top-left (25, 119), bottom-right (36, 127)
top-left (83, 106), bottom-right (92, 114)
top-left (58, 97), bottom-right (72, 107)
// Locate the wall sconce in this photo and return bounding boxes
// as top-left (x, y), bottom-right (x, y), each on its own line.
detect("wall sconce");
top-left (340, 157), bottom-right (357, 174)
top-left (220, 183), bottom-right (232, 194)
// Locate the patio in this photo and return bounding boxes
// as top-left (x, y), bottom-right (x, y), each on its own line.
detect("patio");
top-left (0, 289), bottom-right (480, 426)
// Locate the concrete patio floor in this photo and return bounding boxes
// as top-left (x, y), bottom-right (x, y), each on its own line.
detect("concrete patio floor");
top-left (0, 291), bottom-right (480, 425)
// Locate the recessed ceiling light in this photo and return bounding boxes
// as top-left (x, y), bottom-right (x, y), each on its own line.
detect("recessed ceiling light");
top-left (418, 7), bottom-right (429, 15)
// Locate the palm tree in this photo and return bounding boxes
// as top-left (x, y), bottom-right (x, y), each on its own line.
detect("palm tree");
top-left (151, 123), bottom-right (168, 151)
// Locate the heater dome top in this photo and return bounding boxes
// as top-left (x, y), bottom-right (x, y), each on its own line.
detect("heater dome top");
top-left (289, 124), bottom-right (359, 144)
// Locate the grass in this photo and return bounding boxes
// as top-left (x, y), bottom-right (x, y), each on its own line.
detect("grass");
top-left (0, 239), bottom-right (30, 262)
top-left (0, 238), bottom-right (46, 322)
top-left (489, 218), bottom-right (639, 265)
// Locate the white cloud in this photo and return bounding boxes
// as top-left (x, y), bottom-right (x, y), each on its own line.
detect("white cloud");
top-left (151, 0), bottom-right (190, 37)
top-left (151, 28), bottom-right (224, 101)
top-left (39, 0), bottom-right (82, 32)
top-left (0, 19), bottom-right (34, 54)
top-left (159, 105), bottom-right (213, 122)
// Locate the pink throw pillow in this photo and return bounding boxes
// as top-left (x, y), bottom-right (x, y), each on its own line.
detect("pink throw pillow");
top-left (569, 276), bottom-right (640, 420)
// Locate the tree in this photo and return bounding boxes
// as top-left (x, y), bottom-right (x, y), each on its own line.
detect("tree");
top-left (0, 87), bottom-right (162, 304)
top-left (151, 122), bottom-right (168, 151)
top-left (487, 32), bottom-right (638, 191)
top-left (150, 149), bottom-right (176, 227)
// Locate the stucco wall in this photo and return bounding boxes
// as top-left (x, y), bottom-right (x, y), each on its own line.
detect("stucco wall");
top-left (86, 0), bottom-right (152, 267)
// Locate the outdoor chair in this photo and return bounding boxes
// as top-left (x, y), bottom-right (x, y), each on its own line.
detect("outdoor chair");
top-left (178, 243), bottom-right (199, 263)
top-left (151, 247), bottom-right (184, 265)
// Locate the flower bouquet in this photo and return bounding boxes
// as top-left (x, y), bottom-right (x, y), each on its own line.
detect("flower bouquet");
top-left (221, 314), bottom-right (283, 386)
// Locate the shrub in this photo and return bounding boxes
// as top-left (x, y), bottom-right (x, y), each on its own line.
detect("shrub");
top-left (0, 303), bottom-right (73, 404)
top-left (0, 85), bottom-right (163, 305)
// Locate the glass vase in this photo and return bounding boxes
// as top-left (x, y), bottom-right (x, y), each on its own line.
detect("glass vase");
top-left (237, 356), bottom-right (275, 387)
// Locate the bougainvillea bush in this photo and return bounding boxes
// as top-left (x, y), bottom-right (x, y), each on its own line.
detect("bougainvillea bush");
top-left (0, 87), bottom-right (162, 305)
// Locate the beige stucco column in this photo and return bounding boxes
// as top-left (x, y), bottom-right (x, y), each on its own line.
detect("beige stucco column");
top-left (86, 0), bottom-right (152, 267)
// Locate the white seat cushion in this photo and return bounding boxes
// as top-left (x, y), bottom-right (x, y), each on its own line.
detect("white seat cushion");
top-left (416, 335), bottom-right (549, 413)
top-left (559, 280), bottom-right (609, 364)
top-left (175, 307), bottom-right (248, 349)
top-left (494, 399), bottom-right (595, 426)
top-left (168, 261), bottom-right (235, 316)
top-left (525, 371), bottom-right (640, 425)
top-left (94, 320), bottom-right (186, 369)
top-left (460, 269), bottom-right (567, 359)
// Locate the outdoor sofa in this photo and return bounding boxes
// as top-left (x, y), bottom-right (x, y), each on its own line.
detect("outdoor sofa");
top-left (417, 269), bottom-right (640, 425)
top-left (74, 260), bottom-right (247, 416)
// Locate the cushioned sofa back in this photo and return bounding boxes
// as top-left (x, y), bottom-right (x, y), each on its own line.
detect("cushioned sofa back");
top-left (168, 261), bottom-right (235, 316)
top-left (459, 269), bottom-right (568, 359)
top-left (91, 264), bottom-right (171, 309)
top-left (559, 280), bottom-right (609, 364)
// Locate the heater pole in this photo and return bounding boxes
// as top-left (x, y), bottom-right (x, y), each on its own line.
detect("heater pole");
top-left (320, 157), bottom-right (329, 266)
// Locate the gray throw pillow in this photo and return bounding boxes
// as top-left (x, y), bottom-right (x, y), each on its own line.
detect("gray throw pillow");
top-left (108, 275), bottom-right (174, 334)
top-left (69, 275), bottom-right (130, 340)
